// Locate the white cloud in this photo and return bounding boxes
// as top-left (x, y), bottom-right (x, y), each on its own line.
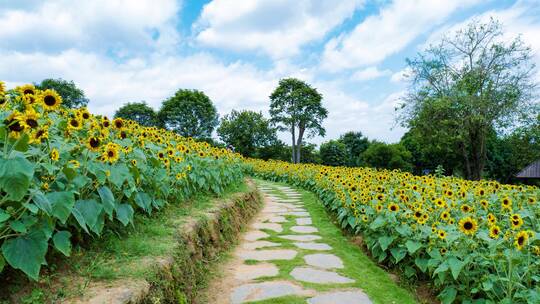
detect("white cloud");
top-left (195, 0), bottom-right (364, 58)
top-left (0, 50), bottom-right (276, 119)
top-left (0, 0), bottom-right (181, 56)
top-left (390, 67), bottom-right (412, 83)
top-left (352, 66), bottom-right (391, 81)
top-left (321, 0), bottom-right (481, 71)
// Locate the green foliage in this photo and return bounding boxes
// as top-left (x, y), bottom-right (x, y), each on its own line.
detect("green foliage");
top-left (361, 142), bottom-right (413, 172)
top-left (217, 110), bottom-right (277, 157)
top-left (36, 78), bottom-right (89, 108)
top-left (114, 102), bottom-right (159, 127)
top-left (158, 89), bottom-right (219, 139)
top-left (269, 78), bottom-right (327, 163)
top-left (398, 18), bottom-right (538, 180)
top-left (338, 131), bottom-right (370, 167)
top-left (319, 140), bottom-right (347, 166)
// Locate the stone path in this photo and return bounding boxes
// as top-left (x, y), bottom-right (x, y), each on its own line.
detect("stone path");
top-left (210, 182), bottom-right (373, 304)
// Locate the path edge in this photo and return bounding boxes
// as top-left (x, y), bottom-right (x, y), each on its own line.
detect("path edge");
top-left (66, 179), bottom-right (263, 304)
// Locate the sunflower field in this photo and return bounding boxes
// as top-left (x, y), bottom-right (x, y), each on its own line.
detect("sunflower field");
top-left (246, 159), bottom-right (540, 304)
top-left (0, 81), bottom-right (244, 281)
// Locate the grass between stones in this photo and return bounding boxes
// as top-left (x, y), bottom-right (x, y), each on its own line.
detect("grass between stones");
top-left (253, 179), bottom-right (417, 304)
top-left (2, 181), bottom-right (252, 303)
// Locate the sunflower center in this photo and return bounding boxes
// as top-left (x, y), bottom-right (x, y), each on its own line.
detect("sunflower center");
top-left (23, 89), bottom-right (34, 95)
top-left (464, 222), bottom-right (473, 230)
top-left (6, 120), bottom-right (23, 132)
top-left (70, 119), bottom-right (79, 127)
top-left (44, 95), bottom-right (57, 106)
top-left (89, 138), bottom-right (100, 148)
top-left (26, 118), bottom-right (38, 128)
top-left (518, 236), bottom-right (525, 245)
top-left (108, 150), bottom-right (114, 157)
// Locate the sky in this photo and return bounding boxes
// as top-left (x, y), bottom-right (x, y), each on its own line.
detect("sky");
top-left (1, 0), bottom-right (539, 144)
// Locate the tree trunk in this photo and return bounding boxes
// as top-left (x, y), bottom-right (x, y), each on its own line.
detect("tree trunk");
top-left (296, 126), bottom-right (305, 164)
top-left (291, 125), bottom-right (296, 163)
top-left (469, 126), bottom-right (487, 180)
top-left (460, 141), bottom-right (472, 179)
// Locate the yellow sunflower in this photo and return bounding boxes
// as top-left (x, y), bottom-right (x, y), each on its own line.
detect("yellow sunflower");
top-left (514, 231), bottom-right (529, 250)
top-left (458, 216), bottom-right (478, 236)
top-left (17, 84), bottom-right (37, 96)
top-left (388, 203), bottom-right (400, 212)
top-left (40, 89), bottom-right (62, 111)
top-left (19, 108), bottom-right (40, 130)
top-left (86, 136), bottom-right (102, 151)
top-left (50, 148), bottom-right (60, 162)
top-left (489, 226), bottom-right (501, 239)
top-left (102, 143), bottom-right (121, 163)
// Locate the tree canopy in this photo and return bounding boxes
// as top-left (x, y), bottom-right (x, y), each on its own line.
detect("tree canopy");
top-left (269, 78), bottom-right (327, 163)
top-left (217, 110), bottom-right (277, 157)
top-left (361, 142), bottom-right (413, 172)
top-left (338, 131), bottom-right (370, 167)
top-left (35, 78), bottom-right (89, 108)
top-left (158, 89), bottom-right (219, 139)
top-left (398, 18), bottom-right (538, 180)
top-left (114, 101), bottom-right (159, 127)
top-left (320, 140), bottom-right (347, 167)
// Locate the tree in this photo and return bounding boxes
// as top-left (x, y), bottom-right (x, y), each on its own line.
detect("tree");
top-left (269, 78), bottom-right (328, 163)
top-left (361, 142), bottom-right (413, 172)
top-left (320, 140), bottom-right (347, 166)
top-left (398, 18), bottom-right (538, 180)
top-left (338, 131), bottom-right (370, 167)
top-left (36, 78), bottom-right (89, 108)
top-left (217, 110), bottom-right (277, 157)
top-left (158, 89), bottom-right (218, 139)
top-left (256, 139), bottom-right (290, 161)
top-left (114, 102), bottom-right (159, 127)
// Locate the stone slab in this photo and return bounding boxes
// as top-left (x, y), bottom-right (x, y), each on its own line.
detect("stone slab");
top-left (243, 230), bottom-right (269, 242)
top-left (233, 263), bottom-right (279, 281)
top-left (307, 290), bottom-right (372, 304)
top-left (293, 242), bottom-right (332, 251)
top-left (231, 281), bottom-right (312, 304)
top-left (296, 218), bottom-right (312, 225)
top-left (265, 215), bottom-right (287, 223)
top-left (253, 222), bottom-right (283, 233)
top-left (291, 226), bottom-right (318, 234)
top-left (280, 211), bottom-right (310, 217)
top-left (237, 249), bottom-right (297, 261)
top-left (279, 234), bottom-right (321, 242)
top-left (242, 241), bottom-right (280, 250)
top-left (290, 267), bottom-right (354, 284)
top-left (304, 254), bottom-right (344, 269)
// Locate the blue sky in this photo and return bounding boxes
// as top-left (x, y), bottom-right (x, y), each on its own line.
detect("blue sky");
top-left (1, 0), bottom-right (539, 144)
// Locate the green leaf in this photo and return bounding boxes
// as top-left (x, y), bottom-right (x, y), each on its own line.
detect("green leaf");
top-left (0, 156), bottom-right (34, 201)
top-left (390, 247), bottom-right (407, 263)
top-left (134, 192), bottom-right (152, 214)
top-left (115, 204), bottom-right (134, 226)
top-left (405, 240), bottom-right (422, 254)
top-left (433, 261), bottom-right (449, 275)
top-left (62, 166), bottom-right (77, 181)
top-left (9, 220), bottom-right (27, 233)
top-left (0, 210), bottom-right (10, 223)
top-left (109, 164), bottom-right (130, 188)
top-left (438, 286), bottom-right (457, 304)
top-left (1, 231), bottom-right (48, 280)
top-left (97, 186), bottom-right (115, 218)
top-left (31, 191), bottom-right (52, 215)
top-left (370, 216), bottom-right (386, 230)
top-left (378, 236), bottom-right (395, 251)
top-left (447, 256), bottom-right (464, 280)
top-left (13, 133), bottom-right (30, 152)
top-left (415, 257), bottom-right (429, 272)
top-left (0, 255), bottom-right (5, 273)
top-left (72, 199), bottom-right (103, 234)
top-left (52, 231), bottom-right (72, 256)
top-left (47, 191), bottom-right (75, 224)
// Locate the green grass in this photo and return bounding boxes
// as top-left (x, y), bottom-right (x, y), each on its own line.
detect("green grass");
top-left (253, 179), bottom-right (417, 304)
top-left (246, 295), bottom-right (306, 304)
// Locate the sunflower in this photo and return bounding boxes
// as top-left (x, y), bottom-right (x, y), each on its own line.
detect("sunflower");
top-left (69, 160), bottom-right (80, 169)
top-left (50, 148), bottom-right (60, 162)
top-left (460, 204), bottom-right (472, 213)
top-left (131, 159), bottom-right (137, 166)
top-left (501, 197), bottom-right (512, 211)
top-left (434, 198), bottom-right (446, 208)
top-left (31, 127), bottom-right (49, 143)
top-left (388, 203), bottom-right (399, 212)
top-left (101, 117), bottom-right (111, 128)
top-left (102, 143), bottom-right (120, 163)
top-left (0, 81), bottom-right (5, 95)
top-left (113, 118), bottom-right (124, 129)
top-left (86, 136), bottom-right (102, 151)
top-left (510, 214), bottom-right (523, 230)
top-left (438, 230), bottom-right (447, 239)
top-left (480, 199), bottom-right (489, 210)
top-left (458, 216), bottom-right (478, 236)
top-left (17, 84), bottom-right (36, 96)
top-left (40, 89), bottom-right (62, 110)
top-left (489, 226), bottom-right (501, 239)
top-left (440, 211), bottom-right (450, 221)
top-left (514, 230), bottom-right (529, 250)
top-left (4, 111), bottom-right (24, 134)
top-left (68, 116), bottom-right (82, 130)
top-left (528, 197), bottom-right (537, 205)
top-left (19, 108), bottom-right (40, 130)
